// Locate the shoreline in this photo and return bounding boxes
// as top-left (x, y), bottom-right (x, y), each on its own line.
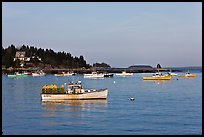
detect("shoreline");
top-left (2, 67), bottom-right (196, 75)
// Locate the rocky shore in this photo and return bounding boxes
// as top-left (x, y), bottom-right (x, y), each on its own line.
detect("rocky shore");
top-left (2, 67), bottom-right (184, 75)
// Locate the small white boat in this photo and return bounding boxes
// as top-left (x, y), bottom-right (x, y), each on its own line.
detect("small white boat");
top-left (178, 71), bottom-right (196, 78)
top-left (7, 72), bottom-right (28, 78)
top-left (167, 70), bottom-right (178, 76)
top-left (41, 81), bottom-right (108, 101)
top-left (84, 72), bottom-right (104, 78)
top-left (22, 71), bottom-right (32, 75)
top-left (168, 72), bottom-right (178, 76)
top-left (115, 71), bottom-right (133, 76)
top-left (32, 70), bottom-right (46, 76)
top-left (63, 72), bottom-right (75, 76)
top-left (54, 72), bottom-right (75, 76)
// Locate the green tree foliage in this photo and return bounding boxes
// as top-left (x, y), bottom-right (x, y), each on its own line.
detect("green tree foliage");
top-left (14, 59), bottom-right (21, 68)
top-left (157, 64), bottom-right (162, 68)
top-left (2, 45), bottom-right (90, 69)
top-left (2, 45), bottom-right (16, 68)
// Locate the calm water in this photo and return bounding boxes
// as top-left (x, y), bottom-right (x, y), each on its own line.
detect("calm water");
top-left (2, 72), bottom-right (202, 135)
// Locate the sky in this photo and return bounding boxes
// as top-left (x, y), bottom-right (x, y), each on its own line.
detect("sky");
top-left (2, 2), bottom-right (202, 68)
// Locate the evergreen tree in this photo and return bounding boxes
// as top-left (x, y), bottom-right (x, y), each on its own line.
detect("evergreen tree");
top-left (157, 64), bottom-right (162, 68)
top-left (93, 62), bottom-right (111, 68)
top-left (2, 44), bottom-right (93, 69)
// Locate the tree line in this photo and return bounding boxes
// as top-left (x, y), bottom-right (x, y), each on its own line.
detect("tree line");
top-left (2, 44), bottom-right (112, 69)
top-left (2, 45), bottom-right (91, 69)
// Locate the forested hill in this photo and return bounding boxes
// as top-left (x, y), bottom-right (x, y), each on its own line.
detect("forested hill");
top-left (2, 45), bottom-right (91, 69)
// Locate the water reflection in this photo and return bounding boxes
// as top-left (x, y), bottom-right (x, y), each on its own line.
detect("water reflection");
top-left (40, 100), bottom-right (108, 127)
top-left (143, 80), bottom-right (171, 84)
top-left (41, 99), bottom-right (108, 111)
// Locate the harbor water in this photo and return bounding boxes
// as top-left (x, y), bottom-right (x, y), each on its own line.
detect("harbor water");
top-left (2, 72), bottom-right (202, 135)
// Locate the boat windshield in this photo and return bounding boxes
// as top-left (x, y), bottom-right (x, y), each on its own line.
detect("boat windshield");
top-left (154, 72), bottom-right (162, 76)
top-left (69, 85), bottom-right (82, 89)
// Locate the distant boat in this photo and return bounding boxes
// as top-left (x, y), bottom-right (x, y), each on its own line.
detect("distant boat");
top-left (32, 70), bottom-right (46, 76)
top-left (22, 71), bottom-right (32, 75)
top-left (41, 81), bottom-right (108, 101)
top-left (178, 71), bottom-right (196, 78)
top-left (167, 69), bottom-right (178, 76)
top-left (54, 72), bottom-right (75, 76)
top-left (168, 72), bottom-right (178, 76)
top-left (103, 73), bottom-right (114, 78)
top-left (84, 72), bottom-right (105, 78)
top-left (115, 71), bottom-right (133, 76)
top-left (7, 72), bottom-right (28, 79)
top-left (143, 72), bottom-right (171, 80)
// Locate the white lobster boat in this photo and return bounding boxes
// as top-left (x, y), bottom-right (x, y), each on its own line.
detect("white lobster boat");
top-left (115, 71), bottom-right (133, 76)
top-left (54, 72), bottom-right (75, 76)
top-left (84, 72), bottom-right (104, 78)
top-left (32, 70), bottom-right (46, 76)
top-left (167, 69), bottom-right (178, 76)
top-left (41, 81), bottom-right (108, 101)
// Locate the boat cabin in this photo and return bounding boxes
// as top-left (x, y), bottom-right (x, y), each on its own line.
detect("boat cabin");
top-left (153, 72), bottom-right (163, 76)
top-left (186, 72), bottom-right (190, 75)
top-left (67, 81), bottom-right (85, 94)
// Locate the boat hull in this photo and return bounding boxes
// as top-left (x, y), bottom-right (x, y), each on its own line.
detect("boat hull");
top-left (41, 89), bottom-right (108, 101)
top-left (54, 73), bottom-right (74, 76)
top-left (116, 74), bottom-right (133, 76)
top-left (104, 74), bottom-right (114, 77)
top-left (8, 74), bottom-right (28, 78)
top-left (169, 73), bottom-right (178, 76)
top-left (115, 72), bottom-right (133, 76)
top-left (63, 74), bottom-right (74, 76)
top-left (54, 74), bottom-right (64, 76)
top-left (143, 75), bottom-right (171, 80)
top-left (84, 74), bottom-right (104, 78)
top-left (32, 73), bottom-right (45, 76)
top-left (7, 75), bottom-right (17, 78)
top-left (179, 74), bottom-right (196, 78)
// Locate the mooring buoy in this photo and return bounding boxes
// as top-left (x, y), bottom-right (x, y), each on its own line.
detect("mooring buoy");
top-left (130, 97), bottom-right (135, 101)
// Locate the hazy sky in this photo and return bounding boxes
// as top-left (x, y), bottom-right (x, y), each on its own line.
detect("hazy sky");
top-left (2, 2), bottom-right (202, 68)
